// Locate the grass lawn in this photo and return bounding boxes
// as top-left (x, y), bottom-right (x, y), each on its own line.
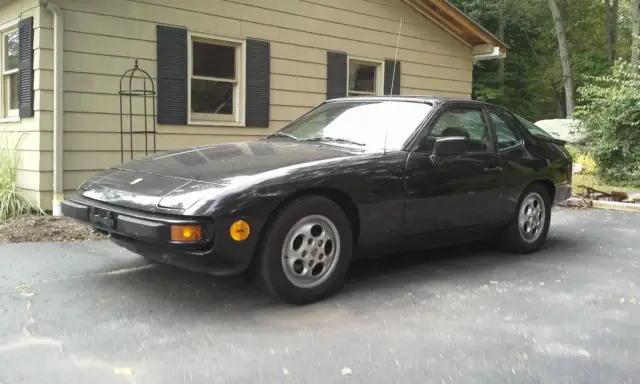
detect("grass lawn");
top-left (566, 145), bottom-right (638, 196)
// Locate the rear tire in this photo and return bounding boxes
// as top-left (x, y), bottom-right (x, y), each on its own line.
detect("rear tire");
top-left (499, 183), bottom-right (552, 254)
top-left (256, 195), bottom-right (353, 305)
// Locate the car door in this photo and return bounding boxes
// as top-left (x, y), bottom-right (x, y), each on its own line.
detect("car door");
top-left (485, 106), bottom-right (537, 222)
top-left (402, 103), bottom-right (504, 236)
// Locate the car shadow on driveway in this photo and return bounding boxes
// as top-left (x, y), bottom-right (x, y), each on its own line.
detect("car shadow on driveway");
top-left (90, 233), bottom-right (583, 319)
top-left (343, 234), bottom-right (579, 291)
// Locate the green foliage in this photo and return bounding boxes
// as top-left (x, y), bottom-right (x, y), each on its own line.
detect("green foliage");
top-left (566, 144), bottom-right (597, 173)
top-left (448, 0), bottom-right (638, 186)
top-left (450, 0), bottom-right (629, 121)
top-left (573, 60), bottom-right (640, 186)
top-left (0, 133), bottom-right (44, 221)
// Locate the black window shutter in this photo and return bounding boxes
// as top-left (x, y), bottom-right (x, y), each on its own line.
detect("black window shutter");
top-left (384, 59), bottom-right (401, 95)
top-left (326, 51), bottom-right (347, 99)
top-left (245, 39), bottom-right (270, 127)
top-left (156, 25), bottom-right (187, 125)
top-left (18, 17), bottom-right (34, 118)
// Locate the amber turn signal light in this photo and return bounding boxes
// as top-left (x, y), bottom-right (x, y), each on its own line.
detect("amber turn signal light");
top-left (170, 225), bottom-right (202, 242)
top-left (230, 220), bottom-right (250, 242)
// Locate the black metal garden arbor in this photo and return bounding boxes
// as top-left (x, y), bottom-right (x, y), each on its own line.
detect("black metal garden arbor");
top-left (119, 59), bottom-right (157, 163)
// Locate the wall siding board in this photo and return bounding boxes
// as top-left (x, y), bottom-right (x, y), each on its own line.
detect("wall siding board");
top-left (11, 0), bottom-right (475, 210)
top-left (0, 1), bottom-right (42, 207)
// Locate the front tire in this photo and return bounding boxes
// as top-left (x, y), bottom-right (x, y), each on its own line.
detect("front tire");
top-left (256, 195), bottom-right (353, 305)
top-left (499, 183), bottom-right (552, 254)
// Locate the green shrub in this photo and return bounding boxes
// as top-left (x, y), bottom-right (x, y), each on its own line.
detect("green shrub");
top-left (573, 60), bottom-right (640, 187)
top-left (565, 144), bottom-right (597, 174)
top-left (0, 133), bottom-right (43, 221)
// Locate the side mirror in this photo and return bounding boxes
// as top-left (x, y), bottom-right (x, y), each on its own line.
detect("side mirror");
top-left (431, 136), bottom-right (467, 158)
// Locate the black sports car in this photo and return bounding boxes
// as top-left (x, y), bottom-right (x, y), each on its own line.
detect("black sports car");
top-left (62, 96), bottom-right (573, 304)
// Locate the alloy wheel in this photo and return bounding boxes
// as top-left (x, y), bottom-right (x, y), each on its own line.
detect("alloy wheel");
top-left (518, 192), bottom-right (546, 243)
top-left (281, 214), bottom-right (341, 289)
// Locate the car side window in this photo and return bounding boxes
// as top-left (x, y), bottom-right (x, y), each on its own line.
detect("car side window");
top-left (489, 109), bottom-right (522, 150)
top-left (420, 107), bottom-right (493, 153)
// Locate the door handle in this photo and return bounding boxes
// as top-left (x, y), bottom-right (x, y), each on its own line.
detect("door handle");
top-left (484, 166), bottom-right (503, 173)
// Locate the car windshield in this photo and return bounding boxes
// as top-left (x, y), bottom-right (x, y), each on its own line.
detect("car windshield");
top-left (275, 100), bottom-right (433, 151)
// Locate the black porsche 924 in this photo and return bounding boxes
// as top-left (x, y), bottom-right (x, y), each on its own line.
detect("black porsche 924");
top-left (62, 96), bottom-right (573, 304)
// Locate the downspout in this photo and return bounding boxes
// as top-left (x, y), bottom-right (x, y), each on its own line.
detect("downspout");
top-left (40, 0), bottom-right (63, 216)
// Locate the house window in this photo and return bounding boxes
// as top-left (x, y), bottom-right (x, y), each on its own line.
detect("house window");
top-left (1, 27), bottom-right (19, 118)
top-left (189, 35), bottom-right (244, 124)
top-left (347, 58), bottom-right (382, 97)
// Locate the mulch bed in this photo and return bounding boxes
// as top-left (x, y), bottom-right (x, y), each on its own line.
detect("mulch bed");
top-left (577, 185), bottom-right (640, 203)
top-left (0, 215), bottom-right (106, 244)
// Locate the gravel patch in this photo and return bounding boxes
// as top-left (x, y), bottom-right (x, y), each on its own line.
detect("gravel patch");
top-left (0, 215), bottom-right (105, 244)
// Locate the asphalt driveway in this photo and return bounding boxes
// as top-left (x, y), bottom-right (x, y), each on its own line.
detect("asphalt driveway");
top-left (1, 207), bottom-right (639, 384)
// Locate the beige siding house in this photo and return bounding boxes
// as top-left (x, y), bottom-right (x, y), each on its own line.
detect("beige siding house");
top-left (0, 0), bottom-right (505, 213)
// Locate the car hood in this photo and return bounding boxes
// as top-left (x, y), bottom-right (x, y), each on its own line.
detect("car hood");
top-left (116, 139), bottom-right (357, 185)
top-left (78, 139), bottom-right (360, 212)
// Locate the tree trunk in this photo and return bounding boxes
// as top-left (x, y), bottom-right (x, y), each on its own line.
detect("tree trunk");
top-left (604, 0), bottom-right (619, 62)
top-left (498, 20), bottom-right (505, 93)
top-left (632, 0), bottom-right (640, 70)
top-left (549, 0), bottom-right (575, 116)
top-left (553, 91), bottom-right (566, 119)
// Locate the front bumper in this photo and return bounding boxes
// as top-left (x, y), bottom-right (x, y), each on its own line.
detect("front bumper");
top-left (61, 196), bottom-right (257, 276)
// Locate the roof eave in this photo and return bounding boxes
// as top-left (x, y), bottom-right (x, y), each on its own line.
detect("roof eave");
top-left (401, 0), bottom-right (508, 60)
top-left (440, 0), bottom-right (509, 48)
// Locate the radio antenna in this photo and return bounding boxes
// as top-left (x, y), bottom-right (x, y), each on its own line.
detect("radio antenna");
top-left (383, 17), bottom-right (403, 155)
top-left (390, 17), bottom-right (403, 97)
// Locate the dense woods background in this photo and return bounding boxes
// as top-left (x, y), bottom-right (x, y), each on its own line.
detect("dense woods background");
top-left (452, 0), bottom-right (638, 119)
top-left (452, 0), bottom-right (640, 186)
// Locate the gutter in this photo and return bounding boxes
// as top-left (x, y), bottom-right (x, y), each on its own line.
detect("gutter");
top-left (473, 46), bottom-right (507, 62)
top-left (40, 0), bottom-right (64, 216)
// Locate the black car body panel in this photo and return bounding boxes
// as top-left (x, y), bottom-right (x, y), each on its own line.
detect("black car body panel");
top-left (115, 140), bottom-right (358, 184)
top-left (62, 96), bottom-right (572, 276)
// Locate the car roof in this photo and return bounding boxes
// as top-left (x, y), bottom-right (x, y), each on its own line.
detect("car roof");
top-left (323, 95), bottom-right (501, 108)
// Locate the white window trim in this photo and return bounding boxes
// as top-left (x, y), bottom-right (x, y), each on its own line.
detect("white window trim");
top-left (187, 31), bottom-right (246, 127)
top-left (346, 56), bottom-right (384, 97)
top-left (0, 18), bottom-right (19, 122)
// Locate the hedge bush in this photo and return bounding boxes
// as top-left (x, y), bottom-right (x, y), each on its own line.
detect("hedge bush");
top-left (573, 60), bottom-right (640, 187)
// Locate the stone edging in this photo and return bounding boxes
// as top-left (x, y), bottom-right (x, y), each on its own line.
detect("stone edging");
top-left (559, 197), bottom-right (640, 213)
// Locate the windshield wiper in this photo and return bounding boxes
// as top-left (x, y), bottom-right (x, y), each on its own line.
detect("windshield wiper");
top-left (269, 132), bottom-right (300, 140)
top-left (303, 136), bottom-right (366, 146)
